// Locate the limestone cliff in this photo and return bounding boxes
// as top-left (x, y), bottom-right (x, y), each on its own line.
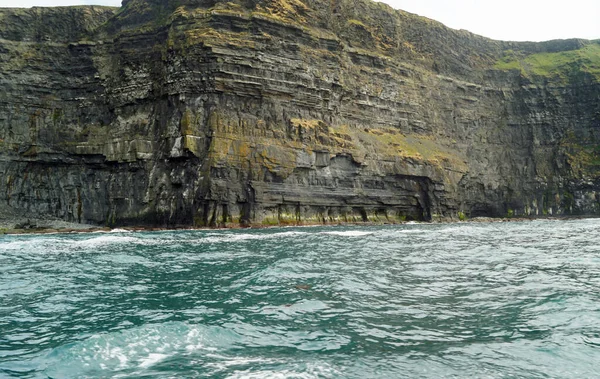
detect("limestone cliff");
top-left (0, 0), bottom-right (599, 227)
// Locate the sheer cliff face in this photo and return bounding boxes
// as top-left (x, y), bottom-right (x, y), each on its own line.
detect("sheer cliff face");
top-left (1, 0), bottom-right (599, 227)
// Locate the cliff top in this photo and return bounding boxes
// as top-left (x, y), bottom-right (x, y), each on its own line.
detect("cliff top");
top-left (1, 0), bottom-right (598, 83)
top-left (111, 0), bottom-right (600, 81)
top-left (0, 6), bottom-right (117, 42)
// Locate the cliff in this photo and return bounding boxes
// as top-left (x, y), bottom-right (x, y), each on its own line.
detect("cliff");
top-left (0, 0), bottom-right (599, 228)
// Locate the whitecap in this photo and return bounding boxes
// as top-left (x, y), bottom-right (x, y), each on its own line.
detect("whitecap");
top-left (201, 233), bottom-right (266, 243)
top-left (44, 322), bottom-right (241, 377)
top-left (272, 231), bottom-right (309, 237)
top-left (75, 235), bottom-right (140, 247)
top-left (200, 231), bottom-right (308, 243)
top-left (138, 353), bottom-right (169, 368)
top-left (0, 238), bottom-right (66, 252)
top-left (320, 231), bottom-right (372, 237)
top-left (224, 361), bottom-right (341, 379)
top-left (392, 229), bottom-right (426, 234)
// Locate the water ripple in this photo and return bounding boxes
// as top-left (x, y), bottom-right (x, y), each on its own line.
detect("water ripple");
top-left (1, 220), bottom-right (600, 377)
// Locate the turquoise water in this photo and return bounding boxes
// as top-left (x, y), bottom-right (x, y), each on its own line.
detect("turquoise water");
top-left (1, 220), bottom-right (600, 378)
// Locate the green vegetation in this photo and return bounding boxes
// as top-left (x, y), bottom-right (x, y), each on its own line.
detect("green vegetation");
top-left (494, 50), bottom-right (523, 71)
top-left (562, 191), bottom-right (575, 211)
top-left (261, 217), bottom-right (280, 226)
top-left (347, 19), bottom-right (367, 28)
top-left (494, 42), bottom-right (600, 83)
top-left (52, 108), bottom-right (62, 124)
top-left (560, 130), bottom-right (600, 178)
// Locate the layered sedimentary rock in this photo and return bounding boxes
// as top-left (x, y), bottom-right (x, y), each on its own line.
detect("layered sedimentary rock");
top-left (0, 0), bottom-right (599, 227)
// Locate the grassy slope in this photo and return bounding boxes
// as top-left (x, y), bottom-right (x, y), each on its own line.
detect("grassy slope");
top-left (494, 41), bottom-right (600, 83)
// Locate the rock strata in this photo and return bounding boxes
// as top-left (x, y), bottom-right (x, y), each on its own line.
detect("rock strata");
top-left (0, 0), bottom-right (599, 227)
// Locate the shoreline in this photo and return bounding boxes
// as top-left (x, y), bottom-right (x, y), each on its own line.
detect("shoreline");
top-left (1, 214), bottom-right (599, 236)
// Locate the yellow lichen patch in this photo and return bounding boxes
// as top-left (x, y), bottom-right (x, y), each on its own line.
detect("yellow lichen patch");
top-left (402, 41), bottom-right (416, 53)
top-left (289, 118), bottom-right (323, 141)
top-left (233, 140), bottom-right (252, 159)
top-left (208, 137), bottom-right (253, 171)
top-left (207, 112), bottom-right (301, 178)
top-left (255, 0), bottom-right (310, 25)
top-left (184, 28), bottom-right (256, 49)
top-left (298, 45), bottom-right (340, 63)
top-left (207, 111), bottom-right (220, 133)
top-left (290, 118), bottom-right (320, 130)
top-left (183, 135), bottom-right (204, 157)
top-left (346, 126), bottom-right (467, 171)
top-left (168, 2), bottom-right (256, 26)
top-left (207, 109), bottom-right (466, 183)
top-left (289, 119), bottom-right (356, 151)
top-left (257, 144), bottom-right (297, 176)
top-left (208, 136), bottom-right (238, 162)
top-left (208, 131), bottom-right (299, 179)
top-left (220, 2), bottom-right (246, 12)
top-left (323, 125), bottom-right (357, 151)
top-left (347, 19), bottom-right (367, 28)
top-left (180, 109), bottom-right (194, 135)
top-left (169, 5), bottom-right (216, 21)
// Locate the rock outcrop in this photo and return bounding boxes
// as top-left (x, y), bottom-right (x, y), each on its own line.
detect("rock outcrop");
top-left (1, 0), bottom-right (599, 227)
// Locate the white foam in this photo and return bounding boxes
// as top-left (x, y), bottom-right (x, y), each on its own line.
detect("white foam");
top-left (393, 229), bottom-right (425, 234)
top-left (0, 238), bottom-right (65, 251)
top-left (46, 322), bottom-right (210, 376)
top-left (224, 362), bottom-right (340, 379)
top-left (75, 235), bottom-right (139, 247)
top-left (272, 231), bottom-right (309, 237)
top-left (436, 226), bottom-right (483, 235)
top-left (114, 347), bottom-right (129, 368)
top-left (0, 240), bottom-right (36, 251)
top-left (201, 231), bottom-right (308, 243)
top-left (320, 231), bottom-right (372, 237)
top-left (204, 355), bottom-right (276, 369)
top-left (109, 228), bottom-right (132, 233)
top-left (138, 353), bottom-right (169, 368)
top-left (201, 234), bottom-right (263, 243)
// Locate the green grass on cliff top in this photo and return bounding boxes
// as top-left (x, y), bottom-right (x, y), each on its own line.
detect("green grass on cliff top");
top-left (494, 42), bottom-right (600, 82)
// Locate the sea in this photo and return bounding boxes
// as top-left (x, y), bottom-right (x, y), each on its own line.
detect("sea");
top-left (1, 219), bottom-right (600, 378)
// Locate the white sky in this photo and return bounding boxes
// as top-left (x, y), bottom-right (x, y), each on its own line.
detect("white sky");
top-left (1, 0), bottom-right (598, 42)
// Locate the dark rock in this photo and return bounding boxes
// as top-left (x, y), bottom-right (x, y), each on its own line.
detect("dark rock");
top-left (0, 0), bottom-right (599, 227)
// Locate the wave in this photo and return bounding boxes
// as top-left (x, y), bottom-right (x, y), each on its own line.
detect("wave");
top-left (109, 228), bottom-right (133, 233)
top-left (44, 322), bottom-right (240, 377)
top-left (320, 231), bottom-right (373, 237)
top-left (74, 235), bottom-right (141, 247)
top-left (0, 238), bottom-right (65, 252)
top-left (224, 362), bottom-right (341, 379)
top-left (44, 320), bottom-right (346, 377)
top-left (391, 229), bottom-right (427, 234)
top-left (201, 231), bottom-right (309, 243)
top-left (1, 230), bottom-right (314, 254)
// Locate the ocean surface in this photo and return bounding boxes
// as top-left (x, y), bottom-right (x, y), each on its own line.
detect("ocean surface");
top-left (1, 219), bottom-right (600, 378)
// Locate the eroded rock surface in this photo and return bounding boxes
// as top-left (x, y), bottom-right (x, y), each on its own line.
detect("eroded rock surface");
top-left (1, 0), bottom-right (599, 227)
